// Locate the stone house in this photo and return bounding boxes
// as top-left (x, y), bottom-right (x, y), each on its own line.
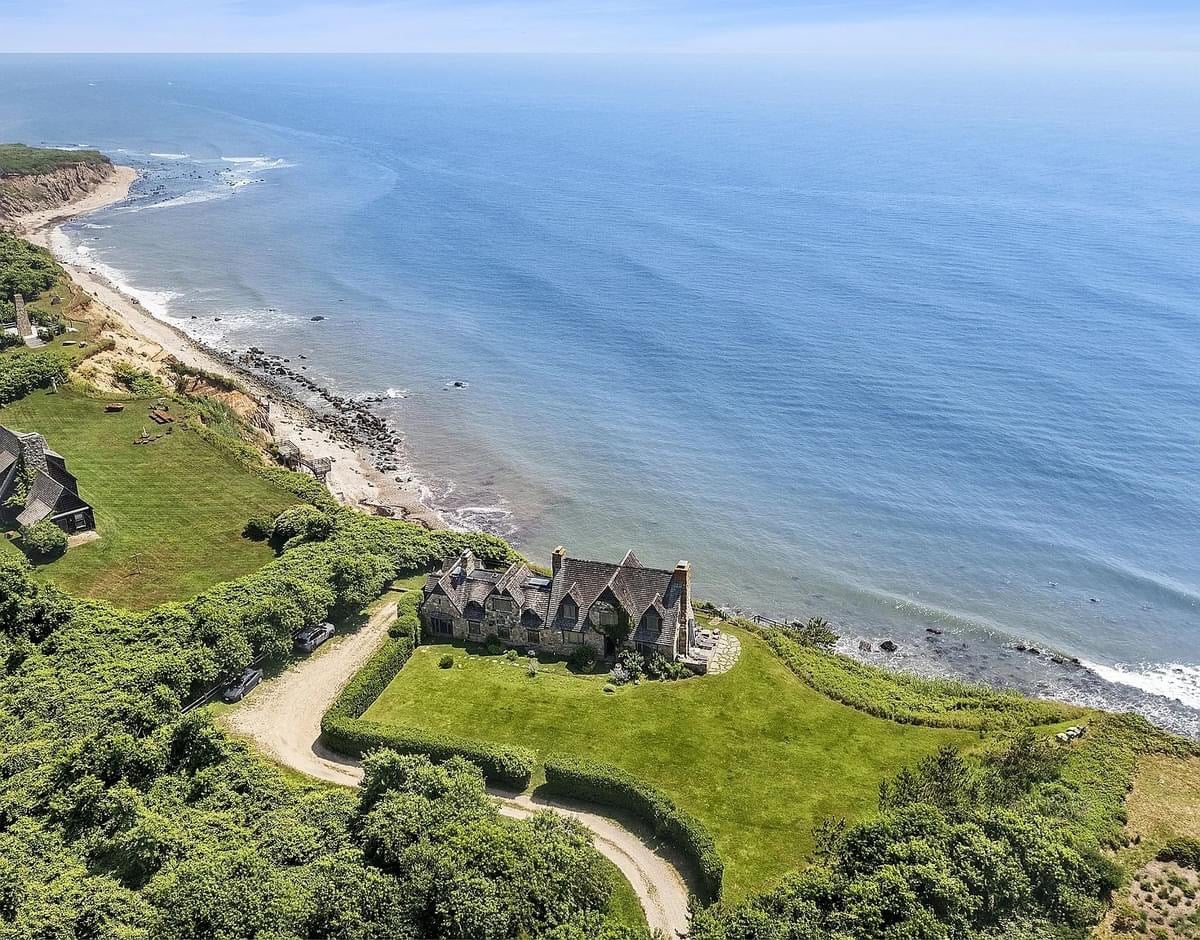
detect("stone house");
top-left (420, 546), bottom-right (695, 662)
top-left (0, 425), bottom-right (95, 533)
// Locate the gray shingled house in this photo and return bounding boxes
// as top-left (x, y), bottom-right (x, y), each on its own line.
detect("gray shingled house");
top-left (420, 546), bottom-right (695, 662)
top-left (0, 425), bottom-right (95, 533)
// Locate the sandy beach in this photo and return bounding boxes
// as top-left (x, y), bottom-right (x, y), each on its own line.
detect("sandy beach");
top-left (10, 162), bottom-right (444, 527)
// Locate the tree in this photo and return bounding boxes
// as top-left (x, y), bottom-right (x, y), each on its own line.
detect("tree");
top-left (21, 519), bottom-right (68, 560)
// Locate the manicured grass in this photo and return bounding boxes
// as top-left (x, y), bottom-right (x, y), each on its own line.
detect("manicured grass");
top-left (0, 388), bottom-right (297, 607)
top-left (363, 627), bottom-right (973, 900)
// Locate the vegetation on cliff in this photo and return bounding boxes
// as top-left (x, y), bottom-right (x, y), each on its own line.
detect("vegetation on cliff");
top-left (0, 144), bottom-right (111, 178)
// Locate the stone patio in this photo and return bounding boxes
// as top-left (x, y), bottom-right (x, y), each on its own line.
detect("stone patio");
top-left (703, 632), bottom-right (741, 675)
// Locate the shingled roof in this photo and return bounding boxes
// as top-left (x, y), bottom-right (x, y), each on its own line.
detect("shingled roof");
top-left (0, 425), bottom-right (93, 531)
top-left (425, 546), bottom-right (690, 652)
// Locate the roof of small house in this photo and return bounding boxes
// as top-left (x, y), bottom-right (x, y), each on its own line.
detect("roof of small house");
top-left (16, 471), bottom-right (65, 527)
top-left (0, 424), bottom-right (92, 529)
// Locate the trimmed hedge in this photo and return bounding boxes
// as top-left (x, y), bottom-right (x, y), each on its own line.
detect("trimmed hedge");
top-left (324, 716), bottom-right (534, 791)
top-left (320, 618), bottom-right (535, 790)
top-left (388, 590), bottom-right (421, 642)
top-left (543, 753), bottom-right (724, 903)
top-left (743, 621), bottom-right (1079, 730)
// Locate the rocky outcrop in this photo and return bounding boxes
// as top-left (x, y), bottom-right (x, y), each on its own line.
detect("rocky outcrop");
top-left (0, 160), bottom-right (116, 221)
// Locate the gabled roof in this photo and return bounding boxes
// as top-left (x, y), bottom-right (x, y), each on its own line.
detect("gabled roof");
top-left (422, 548), bottom-right (688, 648)
top-left (545, 553), bottom-right (684, 641)
top-left (16, 471), bottom-right (64, 527)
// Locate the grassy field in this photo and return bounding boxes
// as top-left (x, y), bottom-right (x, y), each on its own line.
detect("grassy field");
top-left (363, 626), bottom-right (973, 900)
top-left (0, 388), bottom-right (297, 607)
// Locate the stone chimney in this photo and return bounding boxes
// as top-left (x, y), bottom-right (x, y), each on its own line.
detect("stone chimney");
top-left (552, 546), bottom-right (566, 576)
top-left (13, 295), bottom-right (31, 339)
top-left (673, 561), bottom-right (692, 654)
top-left (17, 432), bottom-right (48, 474)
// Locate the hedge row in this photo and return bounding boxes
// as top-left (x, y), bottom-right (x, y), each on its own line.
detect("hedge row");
top-left (742, 621), bottom-right (1079, 730)
top-left (320, 619), bottom-right (535, 790)
top-left (542, 753), bottom-right (724, 903)
top-left (388, 591), bottom-right (421, 642)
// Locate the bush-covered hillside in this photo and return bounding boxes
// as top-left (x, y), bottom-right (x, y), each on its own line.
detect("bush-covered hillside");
top-left (0, 512), bottom-right (644, 938)
top-left (0, 143), bottom-right (110, 177)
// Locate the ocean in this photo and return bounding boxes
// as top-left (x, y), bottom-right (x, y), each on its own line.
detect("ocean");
top-left (2, 54), bottom-right (1198, 733)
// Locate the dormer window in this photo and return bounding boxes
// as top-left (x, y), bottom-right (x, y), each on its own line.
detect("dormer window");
top-left (560, 599), bottom-right (577, 623)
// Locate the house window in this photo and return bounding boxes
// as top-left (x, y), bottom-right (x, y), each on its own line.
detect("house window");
top-left (559, 600), bottom-right (577, 623)
top-left (498, 626), bottom-right (510, 640)
top-left (468, 620), bottom-right (482, 636)
top-left (597, 608), bottom-right (618, 628)
top-left (527, 629), bottom-right (542, 644)
top-left (492, 597), bottom-right (514, 613)
top-left (429, 616), bottom-right (453, 636)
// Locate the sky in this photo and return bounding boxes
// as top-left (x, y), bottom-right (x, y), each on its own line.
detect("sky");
top-left (1, 0), bottom-right (1199, 56)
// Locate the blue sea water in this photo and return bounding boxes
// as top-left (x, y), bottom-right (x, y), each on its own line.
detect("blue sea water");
top-left (2, 54), bottom-right (1198, 731)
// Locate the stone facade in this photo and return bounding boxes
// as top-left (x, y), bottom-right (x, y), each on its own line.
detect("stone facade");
top-left (420, 547), bottom-right (695, 662)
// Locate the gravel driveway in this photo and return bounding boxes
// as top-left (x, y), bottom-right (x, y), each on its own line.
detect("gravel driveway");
top-left (222, 595), bottom-right (693, 937)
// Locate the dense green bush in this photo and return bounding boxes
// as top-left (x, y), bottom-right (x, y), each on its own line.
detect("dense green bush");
top-left (21, 520), bottom-right (67, 559)
top-left (439, 654), bottom-right (454, 669)
top-left (271, 503), bottom-right (334, 546)
top-left (744, 621), bottom-right (1079, 730)
top-left (543, 753), bottom-right (724, 902)
top-left (569, 644), bottom-right (598, 671)
top-left (0, 232), bottom-right (59, 302)
top-left (388, 590), bottom-right (421, 642)
top-left (1158, 837), bottom-right (1200, 870)
top-left (111, 361), bottom-right (164, 397)
top-left (241, 513), bottom-right (274, 541)
top-left (0, 540), bottom-right (621, 938)
top-left (0, 348), bottom-right (70, 404)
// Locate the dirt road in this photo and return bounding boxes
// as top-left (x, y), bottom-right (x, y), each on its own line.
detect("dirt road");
top-left (222, 598), bottom-right (693, 936)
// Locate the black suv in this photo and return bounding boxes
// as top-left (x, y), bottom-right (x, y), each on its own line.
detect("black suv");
top-left (222, 667), bottom-right (264, 703)
top-left (294, 622), bottom-right (336, 654)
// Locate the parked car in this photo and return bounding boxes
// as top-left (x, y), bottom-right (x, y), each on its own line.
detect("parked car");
top-left (294, 622), bottom-right (336, 654)
top-left (222, 667), bottom-right (264, 703)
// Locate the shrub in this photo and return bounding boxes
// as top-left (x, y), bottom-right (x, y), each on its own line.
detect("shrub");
top-left (0, 348), bottom-right (70, 404)
top-left (271, 504), bottom-right (333, 546)
top-left (543, 753), bottom-right (723, 902)
top-left (241, 514), bottom-right (274, 541)
top-left (525, 661), bottom-right (537, 678)
top-left (388, 591), bottom-right (421, 643)
top-left (111, 362), bottom-right (163, 397)
top-left (568, 645), bottom-right (598, 671)
top-left (438, 654), bottom-right (454, 669)
top-left (484, 634), bottom-right (504, 655)
top-left (504, 649), bottom-right (518, 663)
top-left (21, 520), bottom-right (67, 560)
top-left (1159, 838), bottom-right (1200, 870)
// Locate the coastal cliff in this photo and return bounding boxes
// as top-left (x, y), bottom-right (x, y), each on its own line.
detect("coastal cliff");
top-left (0, 151), bottom-right (116, 221)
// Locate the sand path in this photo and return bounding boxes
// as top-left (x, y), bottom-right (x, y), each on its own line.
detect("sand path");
top-left (223, 598), bottom-right (693, 937)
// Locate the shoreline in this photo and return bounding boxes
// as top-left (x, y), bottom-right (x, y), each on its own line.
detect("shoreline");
top-left (8, 161), bottom-right (1200, 739)
top-left (10, 163), bottom-right (445, 528)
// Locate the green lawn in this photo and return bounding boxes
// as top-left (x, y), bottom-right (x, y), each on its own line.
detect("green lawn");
top-left (0, 388), bottom-right (297, 607)
top-left (363, 627), bottom-right (973, 900)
